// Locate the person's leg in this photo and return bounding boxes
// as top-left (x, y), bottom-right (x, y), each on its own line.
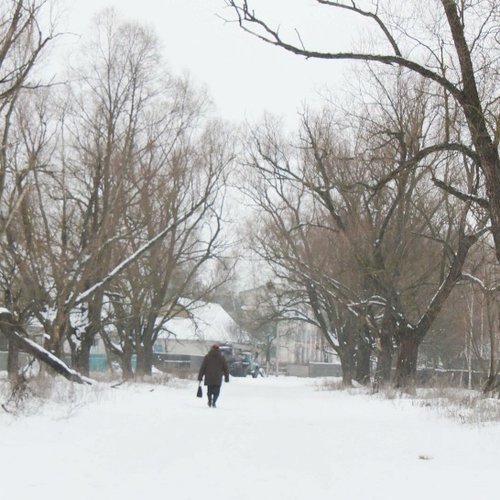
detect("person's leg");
top-left (212, 385), bottom-right (221, 407)
top-left (207, 386), bottom-right (214, 406)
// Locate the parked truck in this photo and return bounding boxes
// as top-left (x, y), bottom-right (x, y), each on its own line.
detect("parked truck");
top-left (220, 345), bottom-right (263, 378)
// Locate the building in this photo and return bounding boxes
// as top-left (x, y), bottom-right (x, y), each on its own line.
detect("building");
top-left (235, 285), bottom-right (339, 376)
top-left (153, 300), bottom-right (252, 373)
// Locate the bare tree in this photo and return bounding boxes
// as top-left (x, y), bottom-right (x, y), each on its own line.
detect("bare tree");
top-left (0, 8), bottom-right (234, 384)
top-left (461, 245), bottom-right (500, 392)
top-left (0, 0), bottom-right (59, 380)
top-left (241, 72), bottom-right (486, 388)
top-left (226, 0), bottom-right (500, 263)
top-left (241, 160), bottom-right (365, 385)
top-left (0, 0), bottom-right (58, 225)
top-left (104, 119), bottom-right (232, 377)
top-left (59, 12), bottom-right (171, 374)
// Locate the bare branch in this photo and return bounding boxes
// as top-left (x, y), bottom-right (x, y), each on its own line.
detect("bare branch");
top-left (432, 176), bottom-right (489, 209)
top-left (225, 0), bottom-right (463, 101)
top-left (316, 0), bottom-right (402, 57)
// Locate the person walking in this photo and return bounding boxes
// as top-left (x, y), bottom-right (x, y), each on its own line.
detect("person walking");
top-left (198, 343), bottom-right (229, 408)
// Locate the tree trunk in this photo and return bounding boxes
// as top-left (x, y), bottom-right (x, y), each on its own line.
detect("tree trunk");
top-left (73, 296), bottom-right (104, 377)
top-left (482, 374), bottom-right (499, 394)
top-left (44, 315), bottom-right (67, 358)
top-left (374, 332), bottom-right (393, 387)
top-left (338, 351), bottom-right (354, 387)
top-left (136, 342), bottom-right (153, 377)
top-left (394, 331), bottom-right (419, 390)
top-left (121, 341), bottom-right (134, 380)
top-left (441, 0), bottom-right (500, 264)
top-left (482, 296), bottom-right (499, 394)
top-left (355, 335), bottom-right (371, 385)
top-left (7, 340), bottom-right (19, 383)
top-left (100, 326), bottom-right (135, 380)
top-left (74, 336), bottom-right (93, 377)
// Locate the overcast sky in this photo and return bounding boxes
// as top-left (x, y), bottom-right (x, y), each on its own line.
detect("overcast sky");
top-left (55, 0), bottom-right (363, 126)
top-left (53, 0), bottom-right (367, 288)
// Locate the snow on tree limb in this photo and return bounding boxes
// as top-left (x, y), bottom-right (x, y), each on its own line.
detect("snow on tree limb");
top-left (461, 272), bottom-right (500, 294)
top-left (0, 310), bottom-right (93, 385)
top-left (432, 177), bottom-right (489, 209)
top-left (68, 190), bottom-right (209, 308)
top-left (70, 220), bottom-right (181, 306)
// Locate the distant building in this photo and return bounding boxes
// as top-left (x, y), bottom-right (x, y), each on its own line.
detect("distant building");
top-left (154, 300), bottom-right (251, 356)
top-left (235, 285), bottom-right (337, 373)
top-left (276, 320), bottom-right (335, 365)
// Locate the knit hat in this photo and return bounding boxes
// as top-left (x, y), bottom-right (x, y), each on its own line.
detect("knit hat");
top-left (212, 342), bottom-right (220, 349)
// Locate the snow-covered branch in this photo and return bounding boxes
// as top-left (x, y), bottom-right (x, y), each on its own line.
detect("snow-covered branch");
top-left (0, 310), bottom-right (93, 385)
top-left (461, 272), bottom-right (500, 294)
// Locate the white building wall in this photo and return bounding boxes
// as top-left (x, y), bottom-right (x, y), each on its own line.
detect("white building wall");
top-left (276, 321), bottom-right (328, 366)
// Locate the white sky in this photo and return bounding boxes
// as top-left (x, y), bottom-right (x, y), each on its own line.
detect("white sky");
top-left (49, 0), bottom-right (370, 290)
top-left (54, 0), bottom-right (365, 126)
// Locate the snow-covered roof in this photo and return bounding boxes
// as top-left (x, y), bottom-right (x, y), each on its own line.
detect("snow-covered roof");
top-left (158, 301), bottom-right (249, 344)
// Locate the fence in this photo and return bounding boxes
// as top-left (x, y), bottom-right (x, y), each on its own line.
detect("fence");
top-left (287, 362), bottom-right (343, 378)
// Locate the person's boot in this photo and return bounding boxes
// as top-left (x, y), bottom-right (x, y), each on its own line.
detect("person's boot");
top-left (207, 397), bottom-right (212, 407)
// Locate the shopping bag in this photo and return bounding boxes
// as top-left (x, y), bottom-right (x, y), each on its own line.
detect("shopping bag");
top-left (196, 384), bottom-right (202, 398)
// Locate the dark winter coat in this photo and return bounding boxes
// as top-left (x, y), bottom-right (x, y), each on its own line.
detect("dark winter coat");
top-left (198, 347), bottom-right (229, 386)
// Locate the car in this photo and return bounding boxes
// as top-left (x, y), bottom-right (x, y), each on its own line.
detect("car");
top-left (220, 345), bottom-right (262, 378)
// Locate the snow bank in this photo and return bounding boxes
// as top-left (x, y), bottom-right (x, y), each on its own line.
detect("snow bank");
top-left (0, 377), bottom-right (499, 500)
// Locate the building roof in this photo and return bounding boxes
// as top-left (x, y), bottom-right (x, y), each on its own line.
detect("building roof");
top-left (157, 300), bottom-right (250, 344)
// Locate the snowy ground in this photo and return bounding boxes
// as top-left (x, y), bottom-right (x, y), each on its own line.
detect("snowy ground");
top-left (1, 376), bottom-right (499, 500)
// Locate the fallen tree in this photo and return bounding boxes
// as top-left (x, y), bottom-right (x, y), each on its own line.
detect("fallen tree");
top-left (0, 309), bottom-right (92, 385)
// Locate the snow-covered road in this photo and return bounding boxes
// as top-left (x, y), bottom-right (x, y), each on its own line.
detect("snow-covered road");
top-left (1, 376), bottom-right (499, 500)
